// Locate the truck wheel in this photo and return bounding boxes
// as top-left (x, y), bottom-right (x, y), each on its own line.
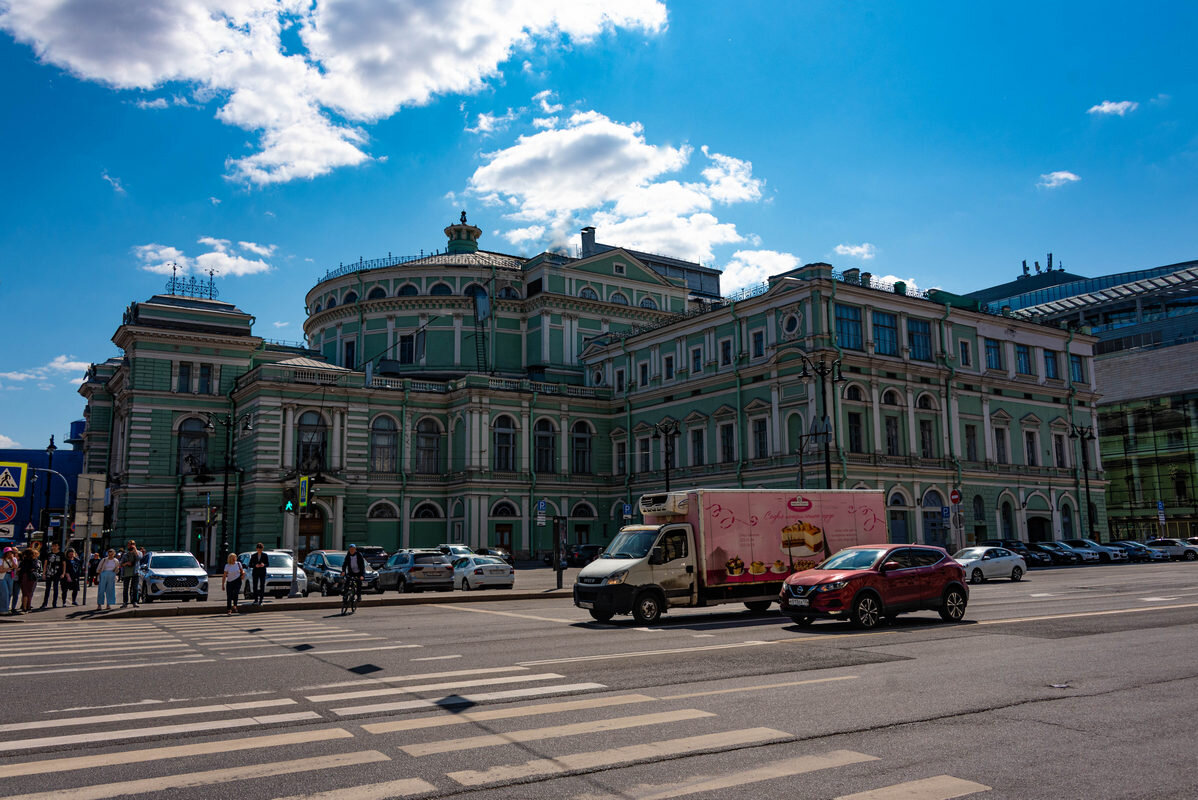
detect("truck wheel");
top-left (588, 609), bottom-right (614, 623)
top-left (632, 592), bottom-right (663, 625)
top-left (744, 600), bottom-right (772, 613)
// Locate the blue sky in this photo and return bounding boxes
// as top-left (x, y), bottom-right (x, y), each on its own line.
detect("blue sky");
top-left (1, 1), bottom-right (1195, 449)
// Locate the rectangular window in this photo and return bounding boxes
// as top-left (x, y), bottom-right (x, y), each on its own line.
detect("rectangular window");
top-left (985, 338), bottom-right (1003, 370)
top-left (752, 419), bottom-right (768, 459)
top-left (639, 362), bottom-right (650, 387)
top-left (1044, 350), bottom-right (1060, 379)
top-left (885, 416), bottom-right (901, 456)
top-left (663, 355), bottom-right (675, 381)
top-left (1069, 354), bottom-right (1085, 383)
top-left (834, 304), bottom-right (864, 351)
top-left (994, 428), bottom-right (1008, 464)
top-left (637, 437), bottom-right (650, 473)
top-left (615, 441), bottom-right (627, 475)
top-left (847, 412), bottom-right (864, 454)
top-left (958, 340), bottom-right (972, 367)
top-left (919, 419), bottom-right (935, 459)
top-left (343, 340), bottom-right (356, 370)
top-left (720, 338), bottom-right (733, 366)
top-left (751, 330), bottom-right (765, 358)
top-left (399, 334), bottom-right (415, 364)
top-left (873, 312), bottom-right (898, 356)
top-left (177, 363), bottom-right (191, 393)
top-left (907, 318), bottom-right (933, 361)
top-left (198, 364), bottom-right (212, 394)
top-left (720, 423), bottom-right (736, 463)
top-left (1054, 433), bottom-right (1067, 468)
top-left (965, 424), bottom-right (978, 461)
top-left (691, 429), bottom-right (706, 467)
top-left (1016, 344), bottom-right (1033, 375)
top-left (613, 263), bottom-right (626, 275)
top-left (691, 347), bottom-right (702, 374)
top-left (1024, 430), bottom-right (1038, 466)
top-left (615, 369), bottom-right (625, 393)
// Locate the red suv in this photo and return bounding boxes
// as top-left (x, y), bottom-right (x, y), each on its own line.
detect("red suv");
top-left (779, 544), bottom-right (968, 629)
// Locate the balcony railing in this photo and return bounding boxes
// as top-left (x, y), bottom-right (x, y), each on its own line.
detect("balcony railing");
top-left (241, 365), bottom-right (609, 400)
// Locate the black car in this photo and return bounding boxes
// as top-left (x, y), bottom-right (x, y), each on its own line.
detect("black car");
top-left (474, 547), bottom-right (514, 566)
top-left (356, 546), bottom-right (389, 570)
top-left (1031, 542), bottom-right (1081, 565)
top-left (567, 543), bottom-right (604, 566)
top-left (979, 539), bottom-right (1051, 568)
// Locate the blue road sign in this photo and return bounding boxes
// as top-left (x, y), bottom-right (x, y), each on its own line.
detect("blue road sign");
top-left (1157, 500), bottom-right (1165, 512)
top-left (622, 503), bottom-right (632, 517)
top-left (0, 497), bottom-right (16, 524)
top-left (536, 499), bottom-right (547, 513)
top-left (941, 506), bottom-right (951, 521)
top-left (0, 462), bottom-right (28, 497)
top-left (299, 475), bottom-right (310, 508)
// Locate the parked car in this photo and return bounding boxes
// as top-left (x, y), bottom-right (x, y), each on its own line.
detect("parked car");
top-left (567, 543), bottom-right (604, 566)
top-left (437, 544), bottom-right (476, 560)
top-left (778, 544), bottom-right (968, 629)
top-left (301, 550), bottom-right (381, 595)
top-left (979, 539), bottom-right (1051, 568)
top-left (453, 555), bottom-right (516, 590)
top-left (377, 549), bottom-right (454, 592)
top-left (953, 547), bottom-right (1027, 583)
top-left (237, 550), bottom-right (306, 598)
top-left (1110, 540), bottom-right (1169, 562)
top-left (138, 551), bottom-right (208, 603)
top-left (1061, 538), bottom-right (1129, 563)
top-left (474, 547), bottom-right (514, 566)
top-left (356, 546), bottom-right (389, 570)
top-left (1032, 542), bottom-right (1081, 565)
top-left (1186, 538), bottom-right (1198, 548)
top-left (1145, 538), bottom-right (1198, 561)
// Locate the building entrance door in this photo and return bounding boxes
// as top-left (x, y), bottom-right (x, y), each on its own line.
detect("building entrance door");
top-left (493, 524), bottom-right (513, 551)
top-left (190, 520), bottom-right (207, 567)
top-left (1027, 516), bottom-right (1051, 542)
top-left (298, 508), bottom-right (324, 561)
top-left (575, 524), bottom-right (590, 545)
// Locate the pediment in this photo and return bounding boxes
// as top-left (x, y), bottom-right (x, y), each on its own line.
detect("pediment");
top-left (712, 404), bottom-right (738, 419)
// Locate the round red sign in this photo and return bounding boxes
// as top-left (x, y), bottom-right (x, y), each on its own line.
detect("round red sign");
top-left (949, 489), bottom-right (961, 505)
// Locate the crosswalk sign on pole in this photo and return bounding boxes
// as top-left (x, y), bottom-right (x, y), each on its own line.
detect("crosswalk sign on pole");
top-left (299, 475), bottom-right (310, 508)
top-left (0, 462), bottom-right (28, 497)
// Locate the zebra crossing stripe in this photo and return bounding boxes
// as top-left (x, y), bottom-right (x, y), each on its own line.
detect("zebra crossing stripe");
top-left (270, 778), bottom-right (437, 800)
top-left (361, 693), bottom-right (655, 734)
top-left (0, 698), bottom-right (295, 733)
top-left (0, 712), bottom-right (320, 753)
top-left (833, 775), bottom-right (992, 799)
top-left (332, 683), bottom-right (607, 717)
top-left (306, 673), bottom-right (564, 702)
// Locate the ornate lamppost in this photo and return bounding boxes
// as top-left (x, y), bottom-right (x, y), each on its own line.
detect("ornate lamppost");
top-left (1069, 423), bottom-right (1097, 538)
top-left (652, 420), bottom-right (679, 492)
top-left (205, 412), bottom-right (253, 564)
top-left (797, 354), bottom-right (845, 489)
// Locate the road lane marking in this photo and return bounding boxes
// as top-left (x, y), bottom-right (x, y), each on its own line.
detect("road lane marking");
top-left (834, 775), bottom-right (991, 799)
top-left (0, 643), bottom-right (193, 658)
top-left (0, 728), bottom-right (353, 777)
top-left (0, 698), bottom-right (297, 733)
top-left (519, 640), bottom-right (775, 666)
top-left (0, 711), bottom-right (321, 753)
top-left (271, 778), bottom-right (437, 800)
top-left (411, 654), bottom-right (462, 661)
top-left (0, 658), bottom-right (213, 677)
top-left (225, 644), bottom-right (422, 659)
top-left (361, 694), bottom-right (655, 734)
top-left (299, 665), bottom-right (528, 691)
top-left (601, 750), bottom-right (881, 799)
top-left (432, 604), bottom-right (575, 623)
top-left (659, 675), bottom-right (858, 700)
top-left (307, 673), bottom-right (565, 703)
top-left (976, 601), bottom-right (1198, 625)
top-left (1139, 596), bottom-right (1179, 601)
top-left (333, 683), bottom-right (607, 716)
top-left (0, 750), bottom-right (391, 800)
top-left (401, 709), bottom-right (714, 756)
top-left (447, 727), bottom-right (793, 786)
top-left (1029, 593), bottom-right (1056, 597)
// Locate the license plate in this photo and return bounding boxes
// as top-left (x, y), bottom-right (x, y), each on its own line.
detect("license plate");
top-left (791, 598), bottom-right (810, 607)
top-left (577, 601), bottom-right (594, 609)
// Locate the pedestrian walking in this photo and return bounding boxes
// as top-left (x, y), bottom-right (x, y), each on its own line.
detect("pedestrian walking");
top-left (96, 548), bottom-right (120, 610)
top-left (248, 543), bottom-right (269, 606)
top-left (221, 553), bottom-right (245, 615)
top-left (40, 542), bottom-right (66, 609)
top-left (16, 549), bottom-right (38, 614)
top-left (87, 552), bottom-right (100, 586)
top-left (119, 541), bottom-right (140, 608)
top-left (0, 547), bottom-right (16, 615)
top-left (7, 546), bottom-right (19, 614)
top-left (61, 548), bottom-right (81, 606)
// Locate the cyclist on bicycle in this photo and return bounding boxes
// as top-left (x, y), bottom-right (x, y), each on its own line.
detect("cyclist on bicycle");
top-left (341, 543), bottom-right (368, 602)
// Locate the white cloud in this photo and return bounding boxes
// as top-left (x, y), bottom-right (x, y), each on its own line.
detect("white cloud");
top-left (468, 110), bottom-right (763, 263)
top-left (44, 355), bottom-right (90, 373)
top-left (209, 196), bottom-right (221, 205)
top-left (0, 434), bottom-right (21, 448)
top-left (721, 250), bottom-right (800, 293)
top-left (1037, 170), bottom-right (1081, 189)
top-left (873, 274), bottom-right (920, 294)
top-left (1087, 100), bottom-right (1138, 116)
top-left (531, 116), bottom-right (558, 129)
top-left (834, 243), bottom-right (877, 260)
top-left (466, 109), bottom-right (517, 135)
top-left (133, 237), bottom-right (274, 277)
top-left (0, 371), bottom-right (37, 381)
top-left (0, 355), bottom-right (91, 392)
top-left (136, 97), bottom-right (168, 109)
top-left (0, 1), bottom-right (667, 186)
top-left (101, 170), bottom-right (125, 194)
top-left (273, 320), bottom-right (290, 328)
top-left (533, 89), bottom-right (563, 114)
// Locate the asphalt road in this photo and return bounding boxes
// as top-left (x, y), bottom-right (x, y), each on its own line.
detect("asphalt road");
top-left (1, 561), bottom-right (1196, 799)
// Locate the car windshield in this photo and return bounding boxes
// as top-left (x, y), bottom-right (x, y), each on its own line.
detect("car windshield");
top-left (414, 555), bottom-right (447, 565)
top-left (325, 554), bottom-right (345, 567)
top-left (267, 554), bottom-right (293, 568)
top-left (953, 548), bottom-right (988, 559)
top-left (819, 548), bottom-right (887, 571)
top-left (148, 555), bottom-right (200, 570)
top-left (473, 557), bottom-right (505, 565)
top-left (601, 529), bottom-right (659, 559)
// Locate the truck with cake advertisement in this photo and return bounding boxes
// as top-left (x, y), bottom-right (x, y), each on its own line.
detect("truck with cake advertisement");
top-left (573, 488), bottom-right (888, 624)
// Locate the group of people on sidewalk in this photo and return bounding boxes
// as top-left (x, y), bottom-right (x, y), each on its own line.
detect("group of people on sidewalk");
top-left (0, 541), bottom-right (85, 614)
top-left (92, 541), bottom-right (148, 611)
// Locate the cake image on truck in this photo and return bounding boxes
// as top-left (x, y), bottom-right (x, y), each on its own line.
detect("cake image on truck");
top-left (573, 488), bottom-right (888, 624)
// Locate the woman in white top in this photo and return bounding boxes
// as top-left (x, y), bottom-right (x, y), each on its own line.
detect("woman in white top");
top-left (221, 553), bottom-right (245, 615)
top-left (96, 548), bottom-right (121, 610)
top-left (0, 548), bottom-right (16, 616)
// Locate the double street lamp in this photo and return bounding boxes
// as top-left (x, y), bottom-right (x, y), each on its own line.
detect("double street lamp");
top-left (205, 412), bottom-right (253, 564)
top-left (1069, 423), bottom-right (1097, 538)
top-left (652, 420), bottom-right (679, 492)
top-left (797, 354), bottom-right (845, 489)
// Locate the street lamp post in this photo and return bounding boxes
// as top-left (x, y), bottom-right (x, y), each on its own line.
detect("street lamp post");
top-left (1069, 424), bottom-right (1096, 539)
top-left (797, 354), bottom-right (844, 489)
top-left (652, 420), bottom-right (679, 492)
top-left (205, 412), bottom-right (253, 565)
top-left (41, 436), bottom-right (57, 545)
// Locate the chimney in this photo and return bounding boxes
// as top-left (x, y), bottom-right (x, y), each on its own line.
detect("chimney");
top-left (843, 268), bottom-right (860, 284)
top-left (580, 227), bottom-right (596, 258)
top-left (860, 271), bottom-right (873, 287)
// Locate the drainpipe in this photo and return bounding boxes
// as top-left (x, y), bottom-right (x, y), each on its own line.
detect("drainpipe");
top-left (174, 476), bottom-right (183, 551)
top-left (620, 340), bottom-right (634, 505)
top-left (490, 262), bottom-right (498, 375)
top-left (937, 302), bottom-right (962, 547)
top-left (357, 272), bottom-right (365, 369)
top-left (729, 301), bottom-right (745, 488)
top-left (400, 384), bottom-right (409, 549)
top-left (233, 470), bottom-right (242, 554)
top-left (827, 279), bottom-right (849, 483)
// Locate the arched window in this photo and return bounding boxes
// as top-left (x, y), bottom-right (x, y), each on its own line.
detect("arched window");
top-left (413, 502), bottom-right (442, 519)
top-left (415, 418), bottom-right (441, 474)
top-left (1001, 501), bottom-right (1014, 538)
top-left (579, 287), bottom-right (599, 300)
top-left (397, 284), bottom-right (419, 296)
top-left (571, 420), bottom-right (593, 474)
top-left (429, 283), bottom-right (453, 296)
top-left (917, 394), bottom-right (934, 410)
top-left (370, 416), bottom-right (397, 472)
top-left (493, 415), bottom-right (516, 472)
top-left (325, 296), bottom-right (337, 309)
top-left (368, 502), bottom-right (398, 519)
top-left (534, 419), bottom-right (557, 474)
top-left (492, 502), bottom-right (518, 517)
top-left (972, 495), bottom-right (985, 522)
top-left (845, 385), bottom-right (863, 401)
top-left (639, 297), bottom-right (658, 310)
top-left (366, 287), bottom-right (386, 300)
top-left (1061, 504), bottom-right (1074, 538)
top-left (889, 492), bottom-right (907, 506)
top-left (313, 303), bottom-right (322, 313)
top-left (342, 291), bottom-right (358, 304)
top-left (297, 411), bottom-right (327, 471)
top-left (178, 418), bottom-right (208, 474)
top-left (464, 284), bottom-right (487, 298)
top-left (922, 490), bottom-right (947, 547)
top-left (609, 292), bottom-right (629, 305)
top-left (571, 502), bottom-right (596, 518)
top-left (881, 390), bottom-right (900, 406)
top-left (497, 285), bottom-right (520, 299)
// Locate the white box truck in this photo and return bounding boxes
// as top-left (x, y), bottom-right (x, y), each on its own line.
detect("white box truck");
top-left (573, 488), bottom-right (888, 624)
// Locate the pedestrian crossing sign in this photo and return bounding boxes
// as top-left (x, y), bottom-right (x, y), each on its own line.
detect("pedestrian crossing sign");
top-left (0, 462), bottom-right (28, 497)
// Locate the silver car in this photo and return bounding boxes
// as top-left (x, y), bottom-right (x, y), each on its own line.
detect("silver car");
top-left (138, 551), bottom-right (209, 602)
top-left (238, 550), bottom-right (307, 599)
top-left (377, 549), bottom-right (454, 593)
top-left (1061, 539), bottom-right (1129, 563)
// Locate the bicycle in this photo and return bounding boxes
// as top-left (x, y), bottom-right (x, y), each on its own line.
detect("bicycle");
top-left (340, 575), bottom-right (361, 616)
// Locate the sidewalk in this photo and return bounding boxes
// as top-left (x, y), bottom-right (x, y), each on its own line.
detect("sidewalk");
top-left (0, 564), bottom-right (581, 622)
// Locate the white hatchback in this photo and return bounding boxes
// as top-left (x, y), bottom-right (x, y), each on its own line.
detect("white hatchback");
top-left (953, 547), bottom-right (1027, 584)
top-left (452, 555), bottom-right (515, 590)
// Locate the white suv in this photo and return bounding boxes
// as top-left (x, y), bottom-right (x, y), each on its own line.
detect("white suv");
top-left (139, 551), bottom-right (209, 602)
top-left (1145, 539), bottom-right (1198, 561)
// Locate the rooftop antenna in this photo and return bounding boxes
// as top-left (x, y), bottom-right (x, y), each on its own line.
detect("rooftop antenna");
top-left (1021, 260), bottom-right (1029, 277)
top-left (1047, 252), bottom-right (1053, 271)
top-left (1034, 261), bottom-right (1042, 274)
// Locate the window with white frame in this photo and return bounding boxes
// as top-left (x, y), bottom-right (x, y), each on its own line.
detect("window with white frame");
top-left (691, 347), bottom-right (703, 374)
top-left (637, 437), bottom-right (651, 472)
top-left (615, 440), bottom-right (627, 475)
top-left (370, 416), bottom-right (398, 472)
top-left (1024, 429), bottom-right (1038, 466)
top-left (751, 330), bottom-right (765, 358)
top-left (613, 263), bottom-right (626, 275)
top-left (639, 362), bottom-right (650, 387)
top-left (719, 423), bottom-right (736, 463)
top-left (719, 338), bottom-right (733, 366)
top-left (752, 418), bottom-right (768, 459)
top-left (615, 368), bottom-right (625, 393)
top-left (690, 428), bottom-right (706, 466)
top-left (958, 340), bottom-right (972, 367)
top-left (663, 354), bottom-right (675, 381)
top-left (994, 427), bottom-right (1008, 464)
top-left (1053, 432), bottom-right (1068, 468)
top-left (415, 419), bottom-right (440, 473)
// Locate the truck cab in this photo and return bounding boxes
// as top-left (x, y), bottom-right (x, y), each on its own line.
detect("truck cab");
top-left (573, 523), bottom-right (695, 624)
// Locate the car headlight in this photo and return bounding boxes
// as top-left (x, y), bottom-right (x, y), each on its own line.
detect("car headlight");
top-left (815, 581), bottom-right (848, 592)
top-left (603, 570), bottom-right (628, 585)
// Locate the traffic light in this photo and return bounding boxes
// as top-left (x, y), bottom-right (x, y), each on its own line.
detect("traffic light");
top-left (281, 487), bottom-right (297, 514)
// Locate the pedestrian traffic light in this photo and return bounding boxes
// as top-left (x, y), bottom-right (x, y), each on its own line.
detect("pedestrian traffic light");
top-left (281, 487), bottom-right (297, 514)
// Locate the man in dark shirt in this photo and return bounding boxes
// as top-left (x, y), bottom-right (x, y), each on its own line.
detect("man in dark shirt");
top-left (61, 547), bottom-right (81, 606)
top-left (40, 542), bottom-right (66, 609)
top-left (248, 542), bottom-right (270, 606)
